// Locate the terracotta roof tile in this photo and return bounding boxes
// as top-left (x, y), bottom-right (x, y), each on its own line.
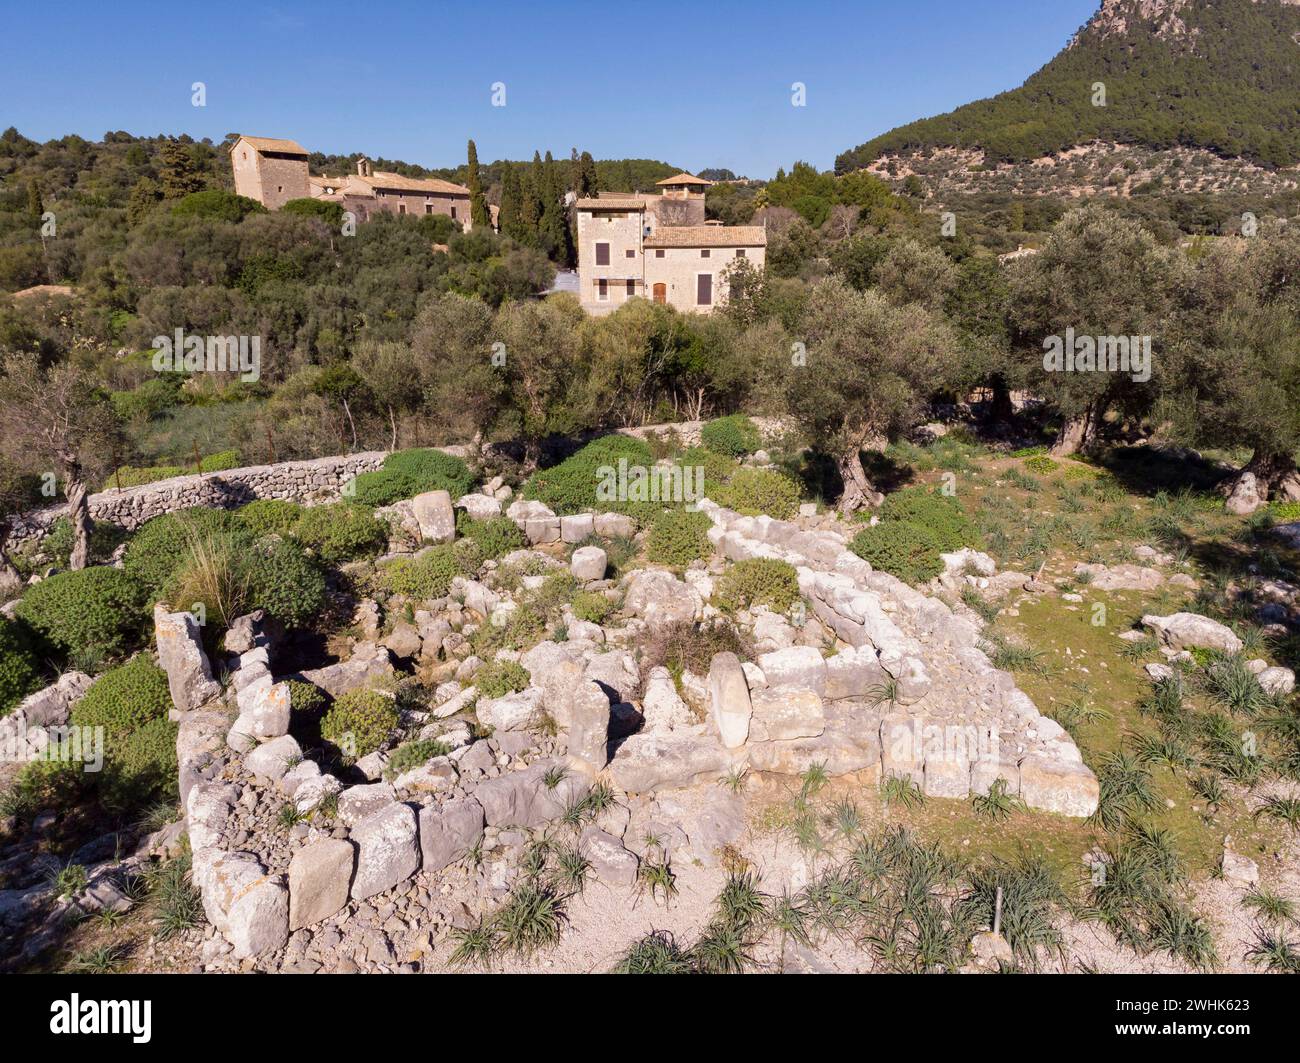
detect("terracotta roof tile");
top-left (644, 225), bottom-right (765, 248)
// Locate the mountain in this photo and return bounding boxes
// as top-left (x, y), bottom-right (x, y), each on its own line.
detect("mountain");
top-left (835, 0), bottom-right (1300, 182)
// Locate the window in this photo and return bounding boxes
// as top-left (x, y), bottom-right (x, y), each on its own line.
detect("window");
top-left (697, 274), bottom-right (713, 306)
top-left (736, 249), bottom-right (747, 258)
top-left (626, 279), bottom-right (635, 297)
top-left (425, 205), bottom-right (433, 214)
top-left (277, 185), bottom-right (283, 193)
top-left (625, 249), bottom-right (635, 259)
top-left (598, 279), bottom-right (609, 301)
top-left (451, 206), bottom-right (457, 220)
top-left (595, 242), bottom-right (610, 266)
top-left (655, 249), bottom-right (665, 258)
top-left (701, 249), bottom-right (710, 258)
top-left (399, 203), bottom-right (407, 215)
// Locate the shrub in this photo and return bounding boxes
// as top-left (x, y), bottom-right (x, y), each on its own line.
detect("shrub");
top-left (523, 435), bottom-right (654, 516)
top-left (677, 445), bottom-right (736, 491)
top-left (36, 517), bottom-right (129, 570)
top-left (1024, 455), bottom-right (1059, 475)
top-left (475, 659), bottom-right (531, 699)
top-left (320, 689), bottom-right (398, 761)
top-left (235, 499), bottom-right (305, 538)
top-left (70, 657), bottom-right (178, 808)
top-left (383, 545), bottom-right (459, 601)
top-left (571, 591), bottom-right (613, 625)
top-left (456, 514), bottom-right (524, 561)
top-left (165, 531), bottom-right (252, 628)
top-left (878, 487), bottom-right (976, 552)
top-left (646, 508), bottom-right (713, 568)
top-left (384, 737), bottom-right (450, 780)
top-left (243, 538), bottom-right (327, 628)
top-left (16, 567), bottom-right (147, 659)
top-left (850, 522), bottom-right (945, 585)
top-left (642, 618), bottom-right (755, 678)
top-left (294, 503), bottom-right (389, 563)
top-left (350, 449), bottom-right (473, 507)
top-left (124, 508), bottom-right (239, 597)
top-left (0, 617), bottom-right (42, 717)
top-left (714, 559), bottom-right (801, 615)
top-left (701, 414), bottom-right (761, 458)
top-left (287, 679), bottom-right (328, 717)
top-left (715, 468), bottom-right (801, 519)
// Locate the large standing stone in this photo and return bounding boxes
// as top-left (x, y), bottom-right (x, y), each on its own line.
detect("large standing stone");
top-left (757, 646), bottom-right (828, 695)
top-left (641, 665), bottom-right (693, 733)
top-left (570, 545), bottom-right (607, 582)
top-left (543, 660), bottom-right (612, 771)
top-left (195, 850), bottom-right (288, 959)
top-left (1142, 612), bottom-right (1244, 655)
top-left (411, 490), bottom-right (456, 544)
top-left (561, 513), bottom-right (595, 543)
top-left (748, 688), bottom-right (825, 743)
top-left (455, 493), bottom-right (502, 521)
top-left (417, 797), bottom-right (485, 873)
top-left (351, 802), bottom-right (421, 901)
top-left (153, 604), bottom-right (221, 711)
top-left (288, 838), bottom-right (354, 931)
top-left (708, 652), bottom-right (752, 749)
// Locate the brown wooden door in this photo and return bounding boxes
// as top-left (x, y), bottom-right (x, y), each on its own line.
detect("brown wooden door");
top-left (653, 282), bottom-right (666, 304)
top-left (697, 273), bottom-right (712, 306)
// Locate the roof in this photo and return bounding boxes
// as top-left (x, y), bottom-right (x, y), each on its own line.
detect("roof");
top-left (656, 172), bottom-right (712, 187)
top-left (356, 170), bottom-right (470, 196)
top-left (576, 197), bottom-right (646, 211)
top-left (232, 136), bottom-right (309, 156)
top-left (644, 225), bottom-right (766, 248)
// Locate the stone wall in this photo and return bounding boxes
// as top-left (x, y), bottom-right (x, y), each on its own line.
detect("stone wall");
top-left (6, 452), bottom-right (388, 551)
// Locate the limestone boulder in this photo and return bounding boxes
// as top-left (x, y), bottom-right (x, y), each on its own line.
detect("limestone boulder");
top-left (708, 652), bottom-right (752, 749)
top-left (153, 604), bottom-right (222, 711)
top-left (418, 797), bottom-right (485, 873)
top-left (1142, 612), bottom-right (1244, 655)
top-left (411, 489), bottom-right (456, 543)
top-left (288, 838), bottom-right (354, 931)
top-left (350, 802), bottom-right (421, 901)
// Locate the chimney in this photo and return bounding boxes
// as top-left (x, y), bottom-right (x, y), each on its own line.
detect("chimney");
top-left (357, 156), bottom-right (371, 177)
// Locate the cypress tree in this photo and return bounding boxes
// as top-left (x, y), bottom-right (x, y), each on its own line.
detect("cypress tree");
top-left (467, 139), bottom-right (489, 229)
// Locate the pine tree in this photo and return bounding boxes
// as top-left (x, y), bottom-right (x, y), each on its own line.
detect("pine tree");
top-left (467, 139), bottom-right (489, 229)
top-left (159, 139), bottom-right (204, 199)
top-left (127, 177), bottom-right (163, 226)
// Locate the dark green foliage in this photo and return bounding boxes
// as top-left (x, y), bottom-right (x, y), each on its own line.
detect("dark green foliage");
top-left (15, 566), bottom-right (147, 659)
top-left (836, 0), bottom-right (1300, 171)
top-left (0, 616), bottom-right (42, 716)
top-left (474, 659), bottom-right (531, 699)
top-left (849, 522), bottom-right (945, 585)
top-left (455, 513), bottom-right (524, 561)
top-left (123, 508), bottom-right (239, 597)
top-left (235, 499), bottom-right (305, 538)
top-left (281, 197), bottom-right (344, 227)
top-left (701, 414), bottom-right (761, 457)
top-left (350, 449), bottom-right (474, 507)
top-left (170, 189), bottom-right (265, 223)
top-left (714, 467), bottom-right (802, 519)
top-left (877, 486), bottom-right (976, 552)
top-left (646, 507), bottom-right (712, 568)
top-left (384, 737), bottom-right (450, 780)
top-left (243, 538), bottom-right (327, 628)
top-left (286, 679), bottom-right (328, 717)
top-left (382, 545), bottom-right (459, 600)
top-left (523, 435), bottom-right (655, 517)
top-left (571, 590), bottom-right (613, 624)
top-left (714, 558), bottom-right (801, 615)
top-left (320, 689), bottom-right (398, 761)
top-left (292, 503), bottom-right (389, 563)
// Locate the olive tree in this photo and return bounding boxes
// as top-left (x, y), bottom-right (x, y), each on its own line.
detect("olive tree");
top-left (785, 277), bottom-right (956, 511)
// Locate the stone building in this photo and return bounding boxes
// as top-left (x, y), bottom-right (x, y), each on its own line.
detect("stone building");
top-left (229, 136), bottom-right (470, 229)
top-left (576, 172), bottom-right (766, 315)
top-left (230, 136), bottom-right (310, 211)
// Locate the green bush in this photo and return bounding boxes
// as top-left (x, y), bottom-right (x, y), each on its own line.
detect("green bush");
top-left (522, 435), bottom-right (654, 516)
top-left (0, 617), bottom-right (42, 717)
top-left (456, 513), bottom-right (524, 561)
top-left (701, 415), bottom-right (761, 457)
top-left (474, 659), bottom-right (531, 699)
top-left (849, 522), bottom-right (945, 585)
top-left (320, 689), bottom-right (398, 761)
top-left (101, 450), bottom-right (241, 492)
top-left (714, 559), bottom-right (801, 615)
top-left (294, 503), bottom-right (389, 563)
top-left (235, 499), bottom-right (305, 538)
top-left (715, 468), bottom-right (801, 519)
top-left (287, 679), bottom-right (329, 716)
top-left (243, 538), bottom-right (327, 628)
top-left (646, 508), bottom-right (713, 568)
top-left (36, 517), bottom-right (129, 570)
top-left (15, 567), bottom-right (147, 659)
top-left (877, 487), bottom-right (976, 552)
top-left (350, 449), bottom-right (474, 507)
top-left (384, 737), bottom-right (450, 780)
top-left (71, 656), bottom-right (179, 808)
top-left (383, 545), bottom-right (459, 600)
top-left (1024, 455), bottom-right (1060, 475)
top-left (123, 508), bottom-right (239, 597)
top-left (571, 591), bottom-right (613, 625)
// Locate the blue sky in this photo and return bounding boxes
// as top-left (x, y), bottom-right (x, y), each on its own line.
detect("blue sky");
top-left (2, 0), bottom-right (1100, 177)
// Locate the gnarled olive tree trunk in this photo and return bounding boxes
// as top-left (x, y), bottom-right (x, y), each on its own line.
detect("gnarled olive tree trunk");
top-left (1049, 400), bottom-right (1106, 459)
top-left (59, 452), bottom-right (92, 571)
top-left (837, 450), bottom-right (884, 513)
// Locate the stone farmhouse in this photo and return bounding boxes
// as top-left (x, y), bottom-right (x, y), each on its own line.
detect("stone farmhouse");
top-left (576, 173), bottom-right (766, 315)
top-left (229, 136), bottom-right (471, 228)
